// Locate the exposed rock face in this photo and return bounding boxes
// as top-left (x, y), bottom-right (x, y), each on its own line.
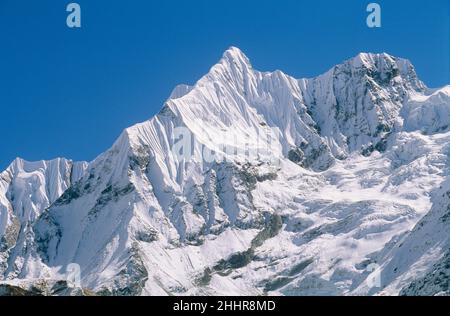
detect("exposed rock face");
top-left (0, 284), bottom-right (42, 296)
top-left (400, 251), bottom-right (450, 296)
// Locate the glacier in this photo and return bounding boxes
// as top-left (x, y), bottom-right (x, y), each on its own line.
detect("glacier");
top-left (0, 47), bottom-right (449, 296)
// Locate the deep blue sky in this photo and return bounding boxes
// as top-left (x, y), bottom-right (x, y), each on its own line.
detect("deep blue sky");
top-left (0, 0), bottom-right (448, 169)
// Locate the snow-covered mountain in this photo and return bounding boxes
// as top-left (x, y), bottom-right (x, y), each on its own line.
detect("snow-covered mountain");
top-left (0, 159), bottom-right (87, 281)
top-left (0, 47), bottom-right (449, 296)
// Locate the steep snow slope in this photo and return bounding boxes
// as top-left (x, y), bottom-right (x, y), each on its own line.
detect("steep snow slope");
top-left (361, 149), bottom-right (450, 296)
top-left (0, 47), bottom-right (449, 296)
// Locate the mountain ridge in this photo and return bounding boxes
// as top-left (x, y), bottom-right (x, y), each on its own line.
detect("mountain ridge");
top-left (0, 47), bottom-right (449, 296)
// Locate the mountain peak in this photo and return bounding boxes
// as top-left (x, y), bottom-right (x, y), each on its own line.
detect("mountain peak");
top-left (213, 46), bottom-right (253, 74)
top-left (340, 52), bottom-right (409, 73)
top-left (335, 52), bottom-right (425, 92)
top-left (351, 52), bottom-right (395, 68)
top-left (221, 46), bottom-right (251, 63)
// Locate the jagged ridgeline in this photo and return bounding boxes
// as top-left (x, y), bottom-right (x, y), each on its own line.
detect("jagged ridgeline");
top-left (1, 47), bottom-right (449, 296)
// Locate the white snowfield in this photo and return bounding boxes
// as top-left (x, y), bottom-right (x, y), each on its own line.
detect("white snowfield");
top-left (0, 47), bottom-right (449, 296)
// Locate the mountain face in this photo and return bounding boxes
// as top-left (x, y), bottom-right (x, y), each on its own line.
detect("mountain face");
top-left (0, 159), bottom-right (87, 281)
top-left (0, 47), bottom-right (449, 296)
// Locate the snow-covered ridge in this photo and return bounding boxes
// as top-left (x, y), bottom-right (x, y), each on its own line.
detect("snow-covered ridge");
top-left (0, 47), bottom-right (449, 296)
top-left (0, 158), bottom-right (87, 235)
top-left (123, 47), bottom-right (432, 174)
top-left (402, 85), bottom-right (450, 135)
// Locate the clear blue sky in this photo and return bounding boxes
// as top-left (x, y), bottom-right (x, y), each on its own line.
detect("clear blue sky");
top-left (0, 0), bottom-right (448, 169)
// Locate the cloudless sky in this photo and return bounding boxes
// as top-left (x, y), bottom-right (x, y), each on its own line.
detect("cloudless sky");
top-left (0, 0), bottom-right (449, 170)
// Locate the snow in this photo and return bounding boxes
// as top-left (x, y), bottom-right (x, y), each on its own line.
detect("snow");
top-left (402, 86), bottom-right (450, 134)
top-left (0, 47), bottom-right (449, 296)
